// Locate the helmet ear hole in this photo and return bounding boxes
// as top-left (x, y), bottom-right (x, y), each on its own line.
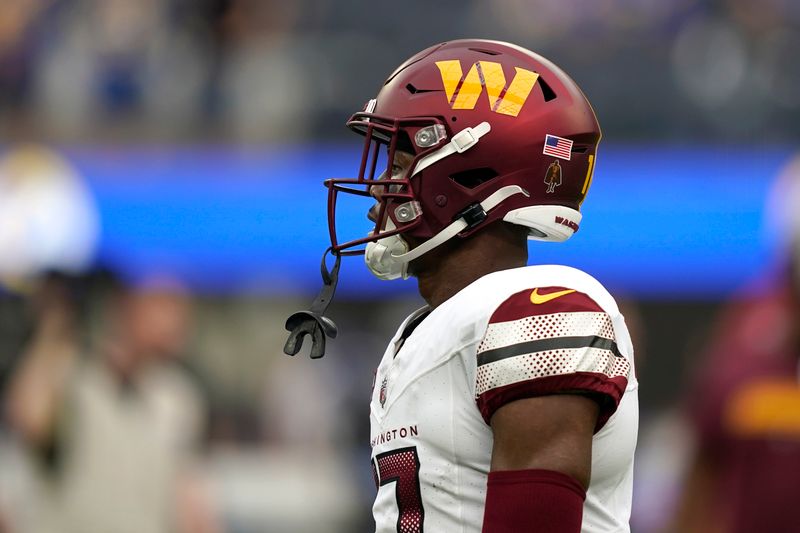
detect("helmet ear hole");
top-left (449, 168), bottom-right (498, 189)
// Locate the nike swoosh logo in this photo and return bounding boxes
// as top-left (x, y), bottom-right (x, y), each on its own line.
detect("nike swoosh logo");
top-left (530, 288), bottom-right (576, 305)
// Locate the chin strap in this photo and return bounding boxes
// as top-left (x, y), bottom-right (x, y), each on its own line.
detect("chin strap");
top-left (414, 121), bottom-right (491, 175)
top-left (391, 185), bottom-right (529, 264)
top-left (283, 249), bottom-right (340, 359)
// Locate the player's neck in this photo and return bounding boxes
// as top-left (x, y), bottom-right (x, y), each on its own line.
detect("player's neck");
top-left (415, 224), bottom-right (528, 309)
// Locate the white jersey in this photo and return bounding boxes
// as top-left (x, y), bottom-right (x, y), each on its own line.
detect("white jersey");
top-left (369, 265), bottom-right (639, 533)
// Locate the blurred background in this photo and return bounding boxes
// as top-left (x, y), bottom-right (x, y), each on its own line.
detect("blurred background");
top-left (0, 0), bottom-right (799, 532)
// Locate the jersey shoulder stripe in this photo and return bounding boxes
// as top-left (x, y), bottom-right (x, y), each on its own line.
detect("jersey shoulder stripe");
top-left (474, 286), bottom-right (631, 429)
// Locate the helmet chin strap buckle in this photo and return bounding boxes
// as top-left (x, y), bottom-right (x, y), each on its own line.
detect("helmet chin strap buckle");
top-left (283, 249), bottom-right (340, 359)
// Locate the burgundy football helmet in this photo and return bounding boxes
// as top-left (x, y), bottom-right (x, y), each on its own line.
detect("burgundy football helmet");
top-left (285, 39), bottom-right (601, 358)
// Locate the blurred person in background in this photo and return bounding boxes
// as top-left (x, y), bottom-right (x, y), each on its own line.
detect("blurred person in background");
top-left (4, 273), bottom-right (221, 533)
top-left (286, 39), bottom-right (638, 532)
top-left (672, 156), bottom-right (800, 533)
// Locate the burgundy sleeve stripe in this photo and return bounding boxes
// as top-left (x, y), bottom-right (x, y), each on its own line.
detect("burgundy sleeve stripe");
top-left (476, 373), bottom-right (629, 430)
top-left (477, 335), bottom-right (621, 367)
top-left (489, 287), bottom-right (604, 323)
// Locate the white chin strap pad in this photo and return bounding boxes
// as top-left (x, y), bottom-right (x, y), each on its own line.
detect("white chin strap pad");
top-left (503, 205), bottom-right (582, 242)
top-left (364, 234), bottom-right (409, 280)
top-left (365, 218), bottom-right (410, 280)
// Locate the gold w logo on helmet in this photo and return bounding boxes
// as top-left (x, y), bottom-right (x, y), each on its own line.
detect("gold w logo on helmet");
top-left (435, 60), bottom-right (540, 117)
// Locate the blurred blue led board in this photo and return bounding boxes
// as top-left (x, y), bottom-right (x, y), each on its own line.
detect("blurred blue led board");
top-left (65, 145), bottom-right (793, 299)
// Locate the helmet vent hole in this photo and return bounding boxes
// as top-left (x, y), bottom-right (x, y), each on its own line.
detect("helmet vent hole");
top-left (539, 78), bottom-right (557, 102)
top-left (468, 47), bottom-right (501, 56)
top-left (405, 83), bottom-right (438, 95)
top-left (571, 146), bottom-right (588, 154)
top-left (449, 168), bottom-right (498, 189)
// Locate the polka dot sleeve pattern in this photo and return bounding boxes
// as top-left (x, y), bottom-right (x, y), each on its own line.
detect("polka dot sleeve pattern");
top-left (475, 287), bottom-right (630, 431)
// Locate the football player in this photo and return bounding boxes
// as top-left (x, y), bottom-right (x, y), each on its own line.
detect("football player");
top-left (285, 39), bottom-right (638, 533)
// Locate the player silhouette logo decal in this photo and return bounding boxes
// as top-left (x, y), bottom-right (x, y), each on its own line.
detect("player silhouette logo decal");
top-left (544, 160), bottom-right (562, 193)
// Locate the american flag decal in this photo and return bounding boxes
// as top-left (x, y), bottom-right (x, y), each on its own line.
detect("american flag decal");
top-left (543, 134), bottom-right (573, 160)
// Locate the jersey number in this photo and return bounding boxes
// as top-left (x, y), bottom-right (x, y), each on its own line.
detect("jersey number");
top-left (373, 446), bottom-right (425, 533)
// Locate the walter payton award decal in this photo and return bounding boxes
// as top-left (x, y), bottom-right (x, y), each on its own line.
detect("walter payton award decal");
top-left (544, 159), bottom-right (562, 193)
